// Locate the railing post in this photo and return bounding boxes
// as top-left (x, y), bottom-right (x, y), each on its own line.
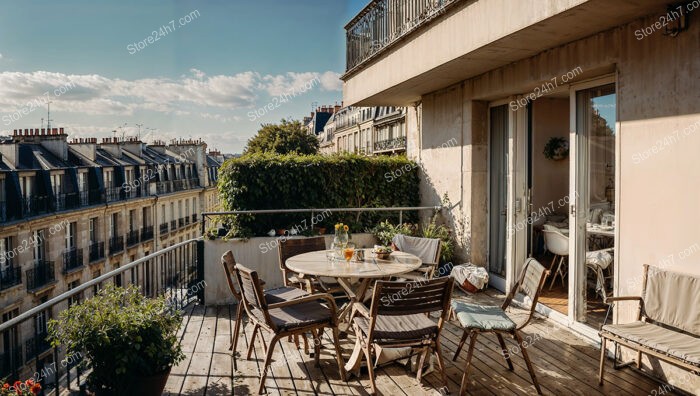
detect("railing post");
top-left (399, 210), bottom-right (403, 224)
top-left (310, 210), bottom-right (314, 231)
top-left (200, 214), bottom-right (206, 236)
top-left (196, 240), bottom-right (205, 305)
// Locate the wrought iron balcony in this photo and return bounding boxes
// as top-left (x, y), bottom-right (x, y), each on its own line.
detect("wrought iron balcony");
top-left (156, 181), bottom-right (173, 194)
top-left (25, 331), bottom-right (51, 361)
top-left (0, 265), bottom-right (21, 291)
top-left (160, 222), bottom-right (169, 235)
top-left (192, 213), bottom-right (198, 223)
top-left (0, 348), bottom-right (23, 380)
top-left (141, 225), bottom-right (154, 241)
top-left (171, 220), bottom-right (177, 230)
top-left (0, 201), bottom-right (5, 222)
top-left (22, 195), bottom-right (50, 217)
top-left (126, 230), bottom-right (140, 247)
top-left (105, 186), bottom-right (123, 202)
top-left (109, 236), bottom-right (124, 255)
top-left (345, 0), bottom-right (458, 72)
top-left (179, 217), bottom-right (186, 228)
top-left (374, 136), bottom-right (407, 152)
top-left (26, 261), bottom-right (56, 291)
top-left (89, 241), bottom-right (105, 263)
top-left (62, 247), bottom-right (84, 273)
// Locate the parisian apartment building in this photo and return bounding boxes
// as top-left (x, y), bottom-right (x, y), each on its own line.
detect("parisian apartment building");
top-left (0, 127), bottom-right (221, 380)
top-left (316, 105), bottom-right (407, 156)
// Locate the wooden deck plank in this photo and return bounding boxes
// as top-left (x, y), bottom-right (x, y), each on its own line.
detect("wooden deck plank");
top-left (174, 290), bottom-right (681, 396)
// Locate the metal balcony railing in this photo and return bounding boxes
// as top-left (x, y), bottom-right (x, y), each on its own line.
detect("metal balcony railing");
top-left (0, 239), bottom-right (204, 393)
top-left (192, 213), bottom-right (198, 223)
top-left (62, 248), bottom-right (84, 273)
top-left (0, 265), bottom-right (22, 291)
top-left (171, 220), bottom-right (177, 230)
top-left (26, 261), bottom-right (56, 291)
top-left (126, 230), bottom-right (140, 247)
top-left (374, 136), bottom-right (407, 152)
top-left (0, 201), bottom-right (5, 222)
top-left (156, 181), bottom-right (173, 194)
top-left (179, 218), bottom-right (185, 228)
top-left (345, 0), bottom-right (458, 72)
top-left (141, 225), bottom-right (154, 241)
top-left (160, 222), bottom-right (169, 235)
top-left (89, 241), bottom-right (105, 263)
top-left (109, 236), bottom-right (124, 255)
top-left (105, 186), bottom-right (123, 202)
top-left (22, 195), bottom-right (50, 217)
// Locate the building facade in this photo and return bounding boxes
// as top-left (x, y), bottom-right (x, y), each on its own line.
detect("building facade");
top-left (0, 128), bottom-right (221, 380)
top-left (343, 0), bottom-right (699, 392)
top-left (323, 106), bottom-right (406, 155)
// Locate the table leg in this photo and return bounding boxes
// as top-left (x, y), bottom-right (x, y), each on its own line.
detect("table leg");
top-left (336, 278), bottom-right (371, 323)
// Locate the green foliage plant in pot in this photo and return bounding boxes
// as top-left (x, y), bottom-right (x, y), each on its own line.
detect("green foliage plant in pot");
top-left (48, 285), bottom-right (185, 396)
top-left (543, 137), bottom-right (569, 160)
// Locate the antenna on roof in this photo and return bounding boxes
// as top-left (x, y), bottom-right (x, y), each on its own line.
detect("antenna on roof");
top-left (135, 123), bottom-right (143, 140)
top-left (46, 101), bottom-right (53, 131)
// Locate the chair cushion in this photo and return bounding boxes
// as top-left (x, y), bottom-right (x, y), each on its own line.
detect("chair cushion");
top-left (601, 321), bottom-right (700, 366)
top-left (451, 301), bottom-right (516, 332)
top-left (254, 301), bottom-right (332, 331)
top-left (354, 313), bottom-right (438, 341)
top-left (585, 250), bottom-right (613, 270)
top-left (264, 287), bottom-right (309, 304)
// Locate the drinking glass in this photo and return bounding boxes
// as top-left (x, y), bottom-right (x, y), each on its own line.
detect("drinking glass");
top-left (343, 242), bottom-right (355, 263)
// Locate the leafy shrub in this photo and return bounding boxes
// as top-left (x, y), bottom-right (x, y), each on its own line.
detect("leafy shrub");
top-left (48, 285), bottom-right (184, 395)
top-left (217, 153), bottom-right (420, 236)
top-left (371, 215), bottom-right (455, 264)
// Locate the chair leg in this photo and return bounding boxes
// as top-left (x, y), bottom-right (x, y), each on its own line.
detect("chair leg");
top-left (459, 331), bottom-right (478, 396)
top-left (433, 338), bottom-right (449, 391)
top-left (496, 333), bottom-right (514, 371)
top-left (549, 254), bottom-right (558, 272)
top-left (311, 329), bottom-right (321, 367)
top-left (303, 333), bottom-right (309, 355)
top-left (453, 329), bottom-right (469, 361)
top-left (258, 334), bottom-right (281, 395)
top-left (363, 345), bottom-right (378, 395)
top-left (247, 324), bottom-right (260, 360)
top-left (636, 350), bottom-right (642, 369)
top-left (232, 303), bottom-right (243, 370)
top-left (416, 347), bottom-right (429, 382)
top-left (598, 337), bottom-right (607, 385)
top-left (331, 326), bottom-right (347, 381)
top-left (515, 331), bottom-right (542, 395)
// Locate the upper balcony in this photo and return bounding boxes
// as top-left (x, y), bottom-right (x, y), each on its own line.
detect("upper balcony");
top-left (342, 0), bottom-right (670, 105)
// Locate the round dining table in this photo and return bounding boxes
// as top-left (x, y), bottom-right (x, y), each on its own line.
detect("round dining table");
top-left (286, 249), bottom-right (422, 323)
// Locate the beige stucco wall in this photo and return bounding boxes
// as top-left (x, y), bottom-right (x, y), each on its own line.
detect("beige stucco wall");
top-left (398, 9), bottom-right (699, 393)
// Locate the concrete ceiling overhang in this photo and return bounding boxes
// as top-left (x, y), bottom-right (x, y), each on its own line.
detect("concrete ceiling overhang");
top-left (342, 0), bottom-right (670, 106)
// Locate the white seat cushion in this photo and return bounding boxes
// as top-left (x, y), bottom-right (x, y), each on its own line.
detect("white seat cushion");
top-left (586, 250), bottom-right (613, 269)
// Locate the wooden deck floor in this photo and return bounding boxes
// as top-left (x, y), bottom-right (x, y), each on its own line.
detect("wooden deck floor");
top-left (164, 290), bottom-right (676, 396)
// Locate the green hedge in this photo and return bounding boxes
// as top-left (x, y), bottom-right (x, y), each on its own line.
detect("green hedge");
top-left (217, 153), bottom-right (421, 237)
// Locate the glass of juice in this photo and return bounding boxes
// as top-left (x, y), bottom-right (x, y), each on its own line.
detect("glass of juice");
top-left (343, 242), bottom-right (355, 263)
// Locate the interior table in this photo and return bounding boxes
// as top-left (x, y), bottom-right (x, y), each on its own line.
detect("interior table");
top-left (285, 249), bottom-right (422, 323)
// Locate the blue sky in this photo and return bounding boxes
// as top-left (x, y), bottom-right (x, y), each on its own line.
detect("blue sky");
top-left (0, 0), bottom-right (368, 153)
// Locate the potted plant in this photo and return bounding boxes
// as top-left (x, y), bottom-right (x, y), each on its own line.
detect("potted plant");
top-left (0, 379), bottom-right (41, 395)
top-left (48, 285), bottom-right (185, 396)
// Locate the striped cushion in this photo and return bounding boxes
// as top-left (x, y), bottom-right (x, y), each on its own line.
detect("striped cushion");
top-left (354, 313), bottom-right (438, 340)
top-left (602, 321), bottom-right (700, 365)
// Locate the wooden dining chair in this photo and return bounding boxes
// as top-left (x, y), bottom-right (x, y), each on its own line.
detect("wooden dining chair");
top-left (391, 234), bottom-right (442, 280)
top-left (221, 251), bottom-right (308, 370)
top-left (348, 277), bottom-right (454, 395)
top-left (234, 263), bottom-right (346, 394)
top-left (451, 258), bottom-right (549, 395)
top-left (278, 236), bottom-right (342, 294)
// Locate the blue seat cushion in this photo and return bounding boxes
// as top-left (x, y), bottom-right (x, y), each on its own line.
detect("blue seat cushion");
top-left (451, 301), bottom-right (516, 332)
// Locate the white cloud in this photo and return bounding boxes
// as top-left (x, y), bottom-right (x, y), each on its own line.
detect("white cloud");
top-left (0, 69), bottom-right (341, 117)
top-left (0, 53), bottom-right (3, 60)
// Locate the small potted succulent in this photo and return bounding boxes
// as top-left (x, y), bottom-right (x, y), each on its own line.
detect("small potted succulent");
top-left (48, 285), bottom-right (185, 396)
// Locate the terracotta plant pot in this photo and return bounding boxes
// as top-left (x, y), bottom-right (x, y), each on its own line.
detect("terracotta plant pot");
top-left (317, 227), bottom-right (327, 235)
top-left (276, 229), bottom-right (286, 236)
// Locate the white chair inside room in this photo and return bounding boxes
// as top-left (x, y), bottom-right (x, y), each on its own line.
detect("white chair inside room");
top-left (542, 229), bottom-right (569, 290)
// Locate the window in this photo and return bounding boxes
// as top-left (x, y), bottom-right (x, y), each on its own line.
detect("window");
top-left (111, 213), bottom-right (119, 237)
top-left (161, 204), bottom-right (166, 223)
top-left (185, 200), bottom-right (190, 217)
top-left (89, 218), bottom-right (98, 244)
top-left (33, 230), bottom-right (45, 262)
top-left (178, 200), bottom-right (183, 218)
top-left (129, 210), bottom-right (136, 232)
top-left (35, 296), bottom-right (49, 335)
top-left (142, 207), bottom-right (150, 228)
top-left (0, 237), bottom-right (12, 272)
top-left (170, 203), bottom-right (175, 221)
top-left (68, 280), bottom-right (81, 306)
top-left (65, 222), bottom-right (76, 249)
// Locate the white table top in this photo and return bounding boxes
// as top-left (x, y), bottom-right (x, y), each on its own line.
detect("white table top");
top-left (286, 249), bottom-right (422, 279)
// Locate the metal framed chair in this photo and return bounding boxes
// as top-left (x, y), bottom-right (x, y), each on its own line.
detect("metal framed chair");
top-left (278, 236), bottom-right (342, 293)
top-left (233, 263), bottom-right (346, 394)
top-left (347, 277), bottom-right (454, 395)
top-left (221, 251), bottom-right (308, 370)
top-left (542, 229), bottom-right (569, 290)
top-left (451, 258), bottom-right (549, 395)
top-left (391, 234), bottom-right (442, 280)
